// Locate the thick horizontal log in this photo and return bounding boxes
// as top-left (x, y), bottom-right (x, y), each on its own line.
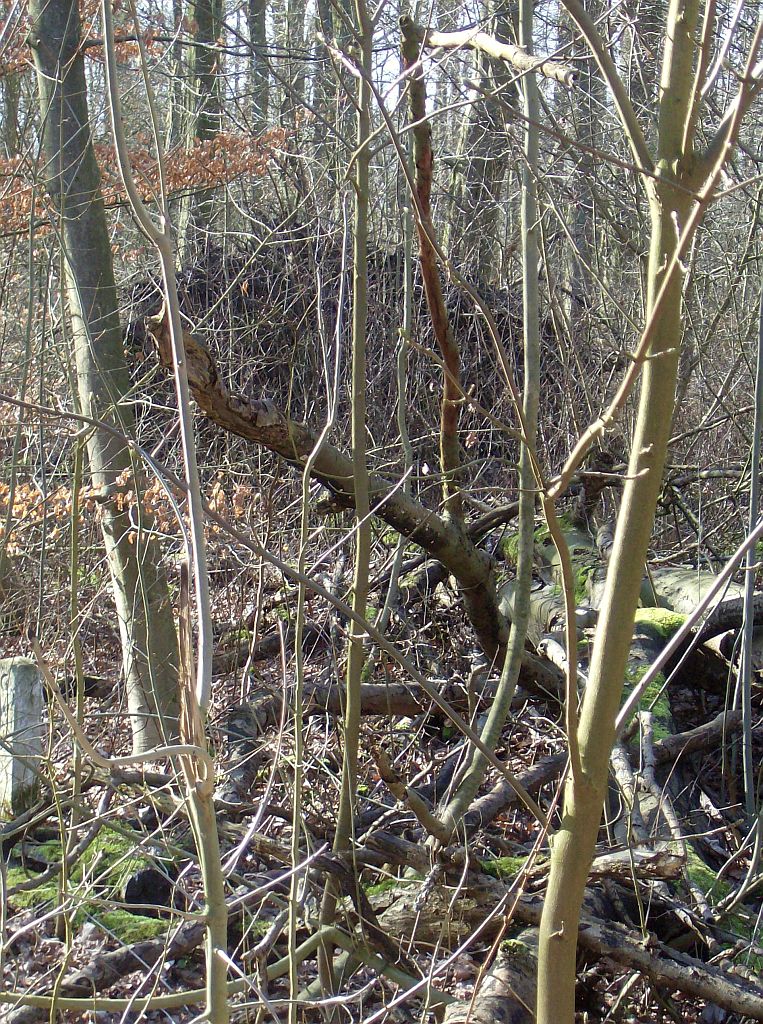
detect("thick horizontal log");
top-left (513, 893), bottom-right (763, 1020)
top-left (376, 874), bottom-right (763, 1020)
top-left (443, 932), bottom-right (536, 1024)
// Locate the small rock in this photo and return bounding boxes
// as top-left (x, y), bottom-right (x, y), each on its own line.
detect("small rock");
top-left (122, 866), bottom-right (175, 913)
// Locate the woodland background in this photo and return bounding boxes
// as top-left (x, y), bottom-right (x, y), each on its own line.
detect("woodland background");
top-left (0, 0), bottom-right (762, 1021)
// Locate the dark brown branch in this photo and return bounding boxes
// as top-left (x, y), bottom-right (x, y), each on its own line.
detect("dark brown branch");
top-left (146, 308), bottom-right (506, 655)
top-left (464, 709), bottom-right (746, 832)
top-left (401, 17), bottom-right (464, 522)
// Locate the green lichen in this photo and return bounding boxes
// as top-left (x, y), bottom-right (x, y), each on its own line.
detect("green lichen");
top-left (633, 607), bottom-right (686, 639)
top-left (479, 855), bottom-right (529, 880)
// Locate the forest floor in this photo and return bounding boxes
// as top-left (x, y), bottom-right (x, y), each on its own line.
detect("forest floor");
top-left (3, 577), bottom-right (761, 1023)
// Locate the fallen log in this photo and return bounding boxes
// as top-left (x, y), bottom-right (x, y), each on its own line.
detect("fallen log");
top-left (443, 930), bottom-right (536, 1024)
top-left (515, 892), bottom-right (763, 1021)
top-left (374, 873), bottom-right (763, 1020)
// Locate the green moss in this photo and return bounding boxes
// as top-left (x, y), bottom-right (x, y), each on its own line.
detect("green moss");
top-left (501, 533), bottom-right (519, 566)
top-left (684, 853), bottom-right (762, 972)
top-left (573, 561), bottom-right (597, 604)
top-left (502, 523), bottom-right (557, 568)
top-left (5, 867), bottom-right (59, 909)
top-left (633, 607), bottom-right (686, 639)
top-left (479, 855), bottom-right (529, 880)
top-left (623, 666), bottom-right (671, 740)
top-left (5, 873), bottom-right (168, 943)
top-left (500, 938), bottom-right (530, 954)
top-left (365, 876), bottom-right (419, 897)
top-left (95, 910), bottom-right (167, 943)
top-left (686, 849), bottom-right (729, 898)
top-left (7, 827), bottom-right (175, 916)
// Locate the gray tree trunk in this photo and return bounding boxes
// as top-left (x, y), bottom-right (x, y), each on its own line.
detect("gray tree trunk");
top-left (28, 0), bottom-right (179, 754)
top-left (1, 71), bottom-right (20, 157)
top-left (248, 0), bottom-right (269, 125)
top-left (446, 2), bottom-right (518, 282)
top-left (177, 0), bottom-right (224, 257)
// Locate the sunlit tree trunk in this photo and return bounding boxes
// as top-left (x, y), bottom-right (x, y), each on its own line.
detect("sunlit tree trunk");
top-left (29, 0), bottom-right (179, 754)
top-left (537, 1), bottom-right (707, 1018)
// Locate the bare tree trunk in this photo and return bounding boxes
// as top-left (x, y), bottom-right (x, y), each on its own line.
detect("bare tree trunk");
top-left (537, 1), bottom-right (712, 1018)
top-left (248, 0), bottom-right (269, 125)
top-left (317, 0), bottom-right (373, 1003)
top-left (28, 0), bottom-right (179, 754)
top-left (562, 3), bottom-right (605, 339)
top-left (1, 72), bottom-right (20, 157)
top-left (178, 0), bottom-right (223, 257)
top-left (447, 2), bottom-right (518, 281)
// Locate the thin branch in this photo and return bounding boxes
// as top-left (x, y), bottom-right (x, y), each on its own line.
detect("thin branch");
top-left (559, 0), bottom-right (654, 175)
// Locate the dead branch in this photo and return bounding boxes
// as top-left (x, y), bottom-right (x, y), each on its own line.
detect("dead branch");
top-left (146, 307), bottom-right (506, 656)
top-left (407, 20), bottom-right (578, 88)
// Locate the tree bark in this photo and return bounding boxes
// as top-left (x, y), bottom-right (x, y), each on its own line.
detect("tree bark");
top-left (178, 0), bottom-right (223, 255)
top-left (147, 311), bottom-right (507, 657)
top-left (28, 0), bottom-right (179, 754)
top-left (537, 1), bottom-right (702, 1017)
top-left (248, 0), bottom-right (269, 125)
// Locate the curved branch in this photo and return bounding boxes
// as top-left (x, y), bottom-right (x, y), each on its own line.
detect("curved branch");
top-left (146, 309), bottom-right (507, 657)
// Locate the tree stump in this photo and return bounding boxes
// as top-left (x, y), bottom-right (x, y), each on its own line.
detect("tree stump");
top-left (0, 658), bottom-right (44, 816)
